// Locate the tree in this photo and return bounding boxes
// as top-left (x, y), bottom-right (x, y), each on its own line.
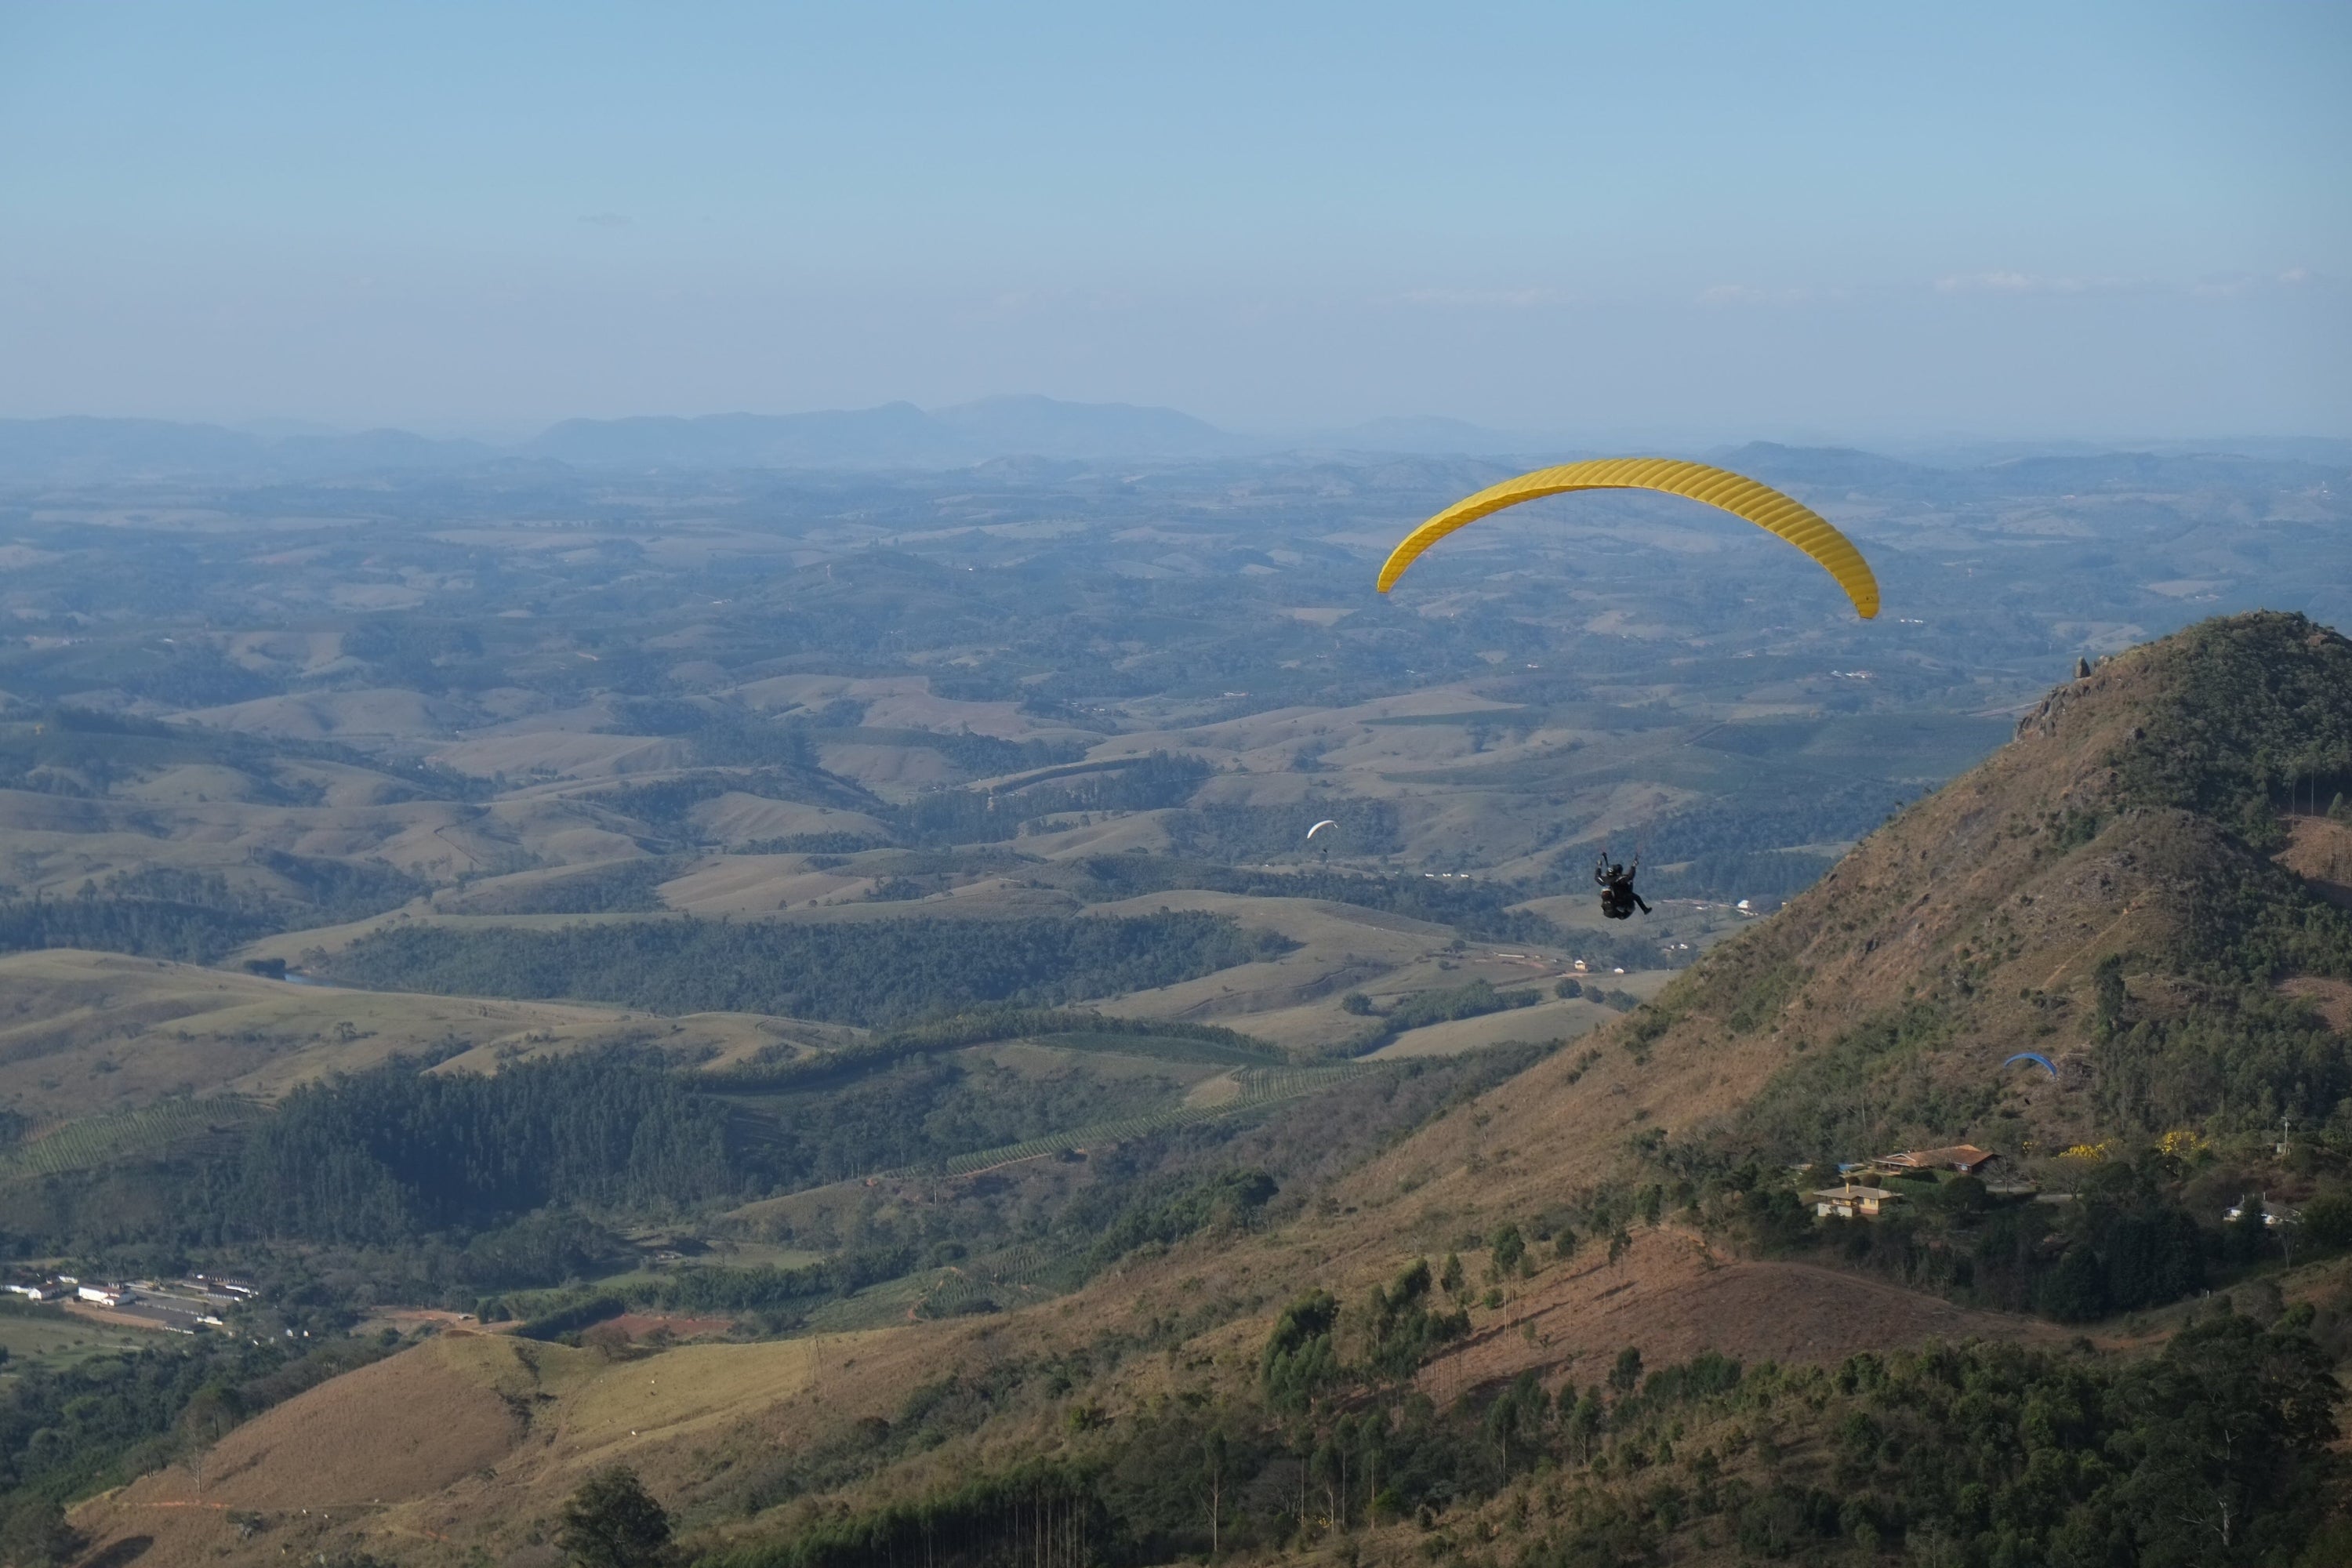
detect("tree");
top-left (2113, 1312), bottom-right (2342, 1563)
top-left (1353, 1406), bottom-right (1390, 1524)
top-left (0, 1497), bottom-right (79, 1568)
top-left (1561, 1386), bottom-right (1606, 1463)
top-left (2092, 955), bottom-right (2129, 1037)
top-left (557, 1467), bottom-right (672, 1568)
top-left (178, 1378), bottom-right (246, 1490)
top-left (2299, 1191), bottom-right (2352, 1250)
top-left (1610, 1346), bottom-right (1644, 1396)
top-left (1261, 1290), bottom-right (1341, 1413)
top-left (2042, 1244), bottom-right (2108, 1323)
top-left (1309, 1422), bottom-right (1348, 1532)
top-left (581, 1320), bottom-right (634, 1360)
top-left (1483, 1373), bottom-right (1548, 1481)
top-left (1439, 1252), bottom-right (1466, 1304)
top-left (1486, 1222), bottom-right (1525, 1279)
top-left (2102, 1207), bottom-right (2205, 1311)
top-left (2224, 1203), bottom-right (2273, 1267)
top-left (1931, 1174), bottom-right (1990, 1218)
top-left (1199, 1426), bottom-right (1229, 1554)
top-left (1741, 1185), bottom-right (1812, 1249)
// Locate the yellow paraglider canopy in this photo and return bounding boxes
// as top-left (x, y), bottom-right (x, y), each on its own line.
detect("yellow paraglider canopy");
top-left (1375, 457), bottom-right (1880, 619)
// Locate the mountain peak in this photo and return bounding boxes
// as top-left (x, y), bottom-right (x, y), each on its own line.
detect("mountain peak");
top-left (1339, 612), bottom-right (2352, 1261)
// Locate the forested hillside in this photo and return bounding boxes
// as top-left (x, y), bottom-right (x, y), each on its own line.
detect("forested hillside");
top-left (314, 911), bottom-right (1295, 1025)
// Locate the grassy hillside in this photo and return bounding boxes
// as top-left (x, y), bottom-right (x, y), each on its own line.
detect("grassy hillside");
top-left (632, 611), bottom-right (2347, 1563)
top-left (1684, 610), bottom-right (2352, 1159)
top-left (0, 949), bottom-right (800, 1125)
top-left (1330, 613), bottom-right (2347, 1192)
top-left (31, 615), bottom-right (2352, 1568)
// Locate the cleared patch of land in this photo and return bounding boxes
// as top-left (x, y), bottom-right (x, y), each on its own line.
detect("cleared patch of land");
top-left (1368, 995), bottom-right (1610, 1058)
top-left (2278, 812), bottom-right (2352, 908)
top-left (0, 1305), bottom-right (152, 1371)
top-left (1415, 1227), bottom-right (2067, 1400)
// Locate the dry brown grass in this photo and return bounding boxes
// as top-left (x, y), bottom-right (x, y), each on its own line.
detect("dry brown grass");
top-left (1411, 1226), bottom-right (2067, 1401)
top-left (2281, 976), bottom-right (2352, 1034)
top-left (1083, 889), bottom-right (1491, 1036)
top-left (0, 950), bottom-right (844, 1123)
top-left (70, 1326), bottom-right (961, 1568)
top-left (2278, 813), bottom-right (2352, 908)
top-left (1367, 996), bottom-right (1610, 1058)
top-left (0, 783), bottom-right (644, 894)
top-left (604, 1312), bottom-right (735, 1339)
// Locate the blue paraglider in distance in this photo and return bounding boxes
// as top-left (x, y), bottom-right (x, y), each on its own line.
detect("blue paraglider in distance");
top-left (2002, 1051), bottom-right (2058, 1079)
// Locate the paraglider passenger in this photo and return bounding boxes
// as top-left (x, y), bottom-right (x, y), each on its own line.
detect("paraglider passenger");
top-left (1595, 855), bottom-right (1649, 920)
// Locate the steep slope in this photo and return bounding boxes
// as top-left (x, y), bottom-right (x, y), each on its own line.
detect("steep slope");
top-left (1318, 612), bottom-right (2352, 1248)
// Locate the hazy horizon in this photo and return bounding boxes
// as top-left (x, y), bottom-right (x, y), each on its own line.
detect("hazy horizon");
top-left (4, 2), bottom-right (2347, 439)
top-left (12, 397), bottom-right (2352, 466)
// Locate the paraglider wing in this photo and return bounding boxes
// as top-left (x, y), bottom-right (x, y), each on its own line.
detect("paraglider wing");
top-left (1305, 818), bottom-right (1339, 840)
top-left (2002, 1051), bottom-right (2058, 1079)
top-left (1374, 457), bottom-right (1880, 619)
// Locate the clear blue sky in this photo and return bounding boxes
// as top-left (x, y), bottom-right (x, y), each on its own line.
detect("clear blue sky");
top-left (3, 2), bottom-right (2345, 439)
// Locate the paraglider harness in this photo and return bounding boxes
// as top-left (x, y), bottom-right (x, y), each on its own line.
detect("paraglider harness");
top-left (1595, 852), bottom-right (1650, 920)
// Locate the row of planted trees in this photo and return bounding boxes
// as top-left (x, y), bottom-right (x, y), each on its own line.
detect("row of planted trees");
top-left (1246, 1256), bottom-right (1700, 1541)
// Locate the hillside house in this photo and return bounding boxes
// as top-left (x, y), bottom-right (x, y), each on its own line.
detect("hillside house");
top-left (1814, 1185), bottom-right (1905, 1220)
top-left (1879, 1144), bottom-right (1998, 1176)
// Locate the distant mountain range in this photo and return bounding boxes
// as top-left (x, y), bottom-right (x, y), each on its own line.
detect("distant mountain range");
top-left (0, 403), bottom-right (2342, 481)
top-left (525, 395), bottom-right (1253, 468)
top-left (0, 400), bottom-right (1577, 481)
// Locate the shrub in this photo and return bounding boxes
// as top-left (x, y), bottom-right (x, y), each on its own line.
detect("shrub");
top-left (557, 1468), bottom-right (671, 1568)
top-left (2299, 1191), bottom-right (2352, 1250)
